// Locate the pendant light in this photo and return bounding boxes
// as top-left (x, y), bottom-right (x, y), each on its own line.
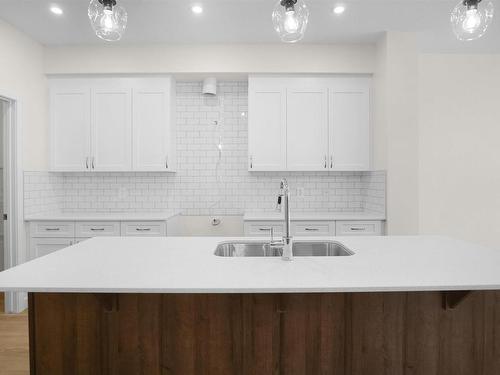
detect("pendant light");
top-left (88, 0), bottom-right (128, 42)
top-left (451, 0), bottom-right (494, 41)
top-left (272, 0), bottom-right (309, 43)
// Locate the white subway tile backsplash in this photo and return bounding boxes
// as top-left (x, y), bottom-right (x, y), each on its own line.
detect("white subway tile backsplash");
top-left (24, 81), bottom-right (386, 217)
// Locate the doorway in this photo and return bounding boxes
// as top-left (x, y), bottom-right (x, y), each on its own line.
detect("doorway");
top-left (0, 95), bottom-right (24, 314)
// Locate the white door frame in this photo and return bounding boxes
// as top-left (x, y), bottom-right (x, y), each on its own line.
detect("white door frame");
top-left (0, 92), bottom-right (25, 313)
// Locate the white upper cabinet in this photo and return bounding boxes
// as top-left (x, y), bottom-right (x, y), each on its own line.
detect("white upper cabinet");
top-left (248, 85), bottom-right (286, 171)
top-left (50, 86), bottom-right (91, 171)
top-left (329, 80), bottom-right (370, 171)
top-left (248, 75), bottom-right (371, 172)
top-left (286, 88), bottom-right (328, 171)
top-left (49, 77), bottom-right (176, 172)
top-left (132, 79), bottom-right (175, 171)
top-left (92, 86), bottom-right (132, 171)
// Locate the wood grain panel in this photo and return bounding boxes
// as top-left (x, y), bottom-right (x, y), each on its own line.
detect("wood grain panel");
top-left (30, 293), bottom-right (103, 375)
top-left (240, 294), bottom-right (280, 375)
top-left (116, 294), bottom-right (162, 375)
top-left (28, 291), bottom-right (500, 375)
top-left (162, 294), bottom-right (243, 375)
top-left (279, 293), bottom-right (346, 375)
top-left (405, 292), bottom-right (500, 375)
top-left (347, 293), bottom-right (406, 375)
top-left (483, 291), bottom-right (500, 375)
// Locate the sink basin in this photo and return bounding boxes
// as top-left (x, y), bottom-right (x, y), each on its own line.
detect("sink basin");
top-left (214, 241), bottom-right (354, 257)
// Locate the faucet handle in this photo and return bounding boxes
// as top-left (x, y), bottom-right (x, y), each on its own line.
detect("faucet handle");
top-left (275, 194), bottom-right (282, 211)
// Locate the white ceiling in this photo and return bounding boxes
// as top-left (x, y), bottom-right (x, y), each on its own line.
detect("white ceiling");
top-left (0, 0), bottom-right (499, 52)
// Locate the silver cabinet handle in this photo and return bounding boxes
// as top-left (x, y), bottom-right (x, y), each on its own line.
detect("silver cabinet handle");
top-left (90, 228), bottom-right (105, 231)
top-left (45, 228), bottom-right (60, 231)
top-left (250, 155), bottom-right (253, 169)
top-left (350, 227), bottom-right (366, 231)
top-left (259, 228), bottom-right (271, 231)
top-left (86, 157), bottom-right (89, 170)
top-left (305, 228), bottom-right (319, 231)
top-left (165, 156), bottom-right (169, 169)
top-left (92, 157), bottom-right (95, 170)
top-left (330, 155), bottom-right (333, 169)
top-left (136, 228), bottom-right (151, 232)
top-left (324, 155), bottom-right (327, 169)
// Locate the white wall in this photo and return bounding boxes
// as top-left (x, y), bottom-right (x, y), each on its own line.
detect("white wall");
top-left (0, 20), bottom-right (47, 170)
top-left (419, 54), bottom-right (500, 250)
top-left (44, 43), bottom-right (376, 75)
top-left (373, 32), bottom-right (419, 235)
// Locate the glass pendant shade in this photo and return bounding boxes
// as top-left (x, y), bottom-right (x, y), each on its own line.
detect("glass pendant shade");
top-left (272, 0), bottom-right (309, 43)
top-left (88, 0), bottom-right (128, 42)
top-left (451, 0), bottom-right (494, 41)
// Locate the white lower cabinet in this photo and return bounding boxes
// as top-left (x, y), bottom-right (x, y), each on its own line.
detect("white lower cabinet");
top-left (76, 222), bottom-right (121, 237)
top-left (291, 221), bottom-right (335, 236)
top-left (121, 221), bottom-right (167, 237)
top-left (244, 219), bottom-right (384, 237)
top-left (30, 221), bottom-right (75, 238)
top-left (30, 238), bottom-right (74, 258)
top-left (243, 222), bottom-right (285, 237)
top-left (335, 221), bottom-right (383, 236)
top-left (28, 219), bottom-right (168, 260)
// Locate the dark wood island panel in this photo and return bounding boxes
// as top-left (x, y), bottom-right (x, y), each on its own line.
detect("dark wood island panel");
top-left (28, 291), bottom-right (500, 375)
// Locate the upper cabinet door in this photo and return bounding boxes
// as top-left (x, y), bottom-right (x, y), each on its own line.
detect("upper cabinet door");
top-left (132, 81), bottom-right (174, 171)
top-left (91, 87), bottom-right (132, 171)
top-left (329, 83), bottom-right (371, 171)
top-left (50, 87), bottom-right (91, 171)
top-left (248, 87), bottom-right (287, 171)
top-left (286, 88), bottom-right (329, 171)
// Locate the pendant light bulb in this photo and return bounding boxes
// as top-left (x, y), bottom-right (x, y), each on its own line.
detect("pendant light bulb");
top-left (451, 0), bottom-right (494, 41)
top-left (101, 7), bottom-right (115, 31)
top-left (284, 7), bottom-right (299, 33)
top-left (88, 0), bottom-right (128, 42)
top-left (272, 0), bottom-right (309, 43)
top-left (463, 7), bottom-right (481, 31)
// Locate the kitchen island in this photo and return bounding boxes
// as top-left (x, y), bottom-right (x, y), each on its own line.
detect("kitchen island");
top-left (0, 236), bottom-right (499, 374)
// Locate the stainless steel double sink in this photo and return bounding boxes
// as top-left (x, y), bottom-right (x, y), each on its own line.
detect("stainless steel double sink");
top-left (214, 241), bottom-right (354, 257)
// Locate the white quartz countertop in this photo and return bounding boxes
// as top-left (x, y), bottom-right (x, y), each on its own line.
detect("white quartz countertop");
top-left (0, 236), bottom-right (499, 293)
top-left (244, 211), bottom-right (386, 221)
top-left (24, 211), bottom-right (179, 222)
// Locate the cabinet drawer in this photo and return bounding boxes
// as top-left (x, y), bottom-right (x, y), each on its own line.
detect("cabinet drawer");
top-left (76, 222), bottom-right (120, 237)
top-left (335, 221), bottom-right (383, 236)
top-left (244, 222), bottom-right (284, 237)
top-left (30, 238), bottom-right (73, 259)
top-left (120, 221), bottom-right (166, 236)
top-left (292, 221), bottom-right (335, 236)
top-left (30, 222), bottom-right (75, 238)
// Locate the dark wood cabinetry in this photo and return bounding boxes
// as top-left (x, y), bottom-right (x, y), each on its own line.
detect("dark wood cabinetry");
top-left (28, 291), bottom-right (500, 375)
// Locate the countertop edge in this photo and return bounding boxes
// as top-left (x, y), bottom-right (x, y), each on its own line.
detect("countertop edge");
top-left (3, 285), bottom-right (499, 294)
top-left (24, 211), bottom-right (180, 222)
top-left (243, 212), bottom-right (386, 221)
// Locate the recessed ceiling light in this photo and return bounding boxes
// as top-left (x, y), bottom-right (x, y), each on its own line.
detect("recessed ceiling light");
top-left (50, 5), bottom-right (63, 15)
top-left (333, 5), bottom-right (346, 15)
top-left (191, 5), bottom-right (203, 14)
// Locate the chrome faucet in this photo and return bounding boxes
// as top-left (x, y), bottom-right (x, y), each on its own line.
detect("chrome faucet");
top-left (270, 178), bottom-right (293, 261)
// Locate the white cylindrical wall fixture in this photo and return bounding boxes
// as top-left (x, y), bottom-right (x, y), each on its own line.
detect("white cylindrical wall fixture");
top-left (202, 77), bottom-right (217, 95)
